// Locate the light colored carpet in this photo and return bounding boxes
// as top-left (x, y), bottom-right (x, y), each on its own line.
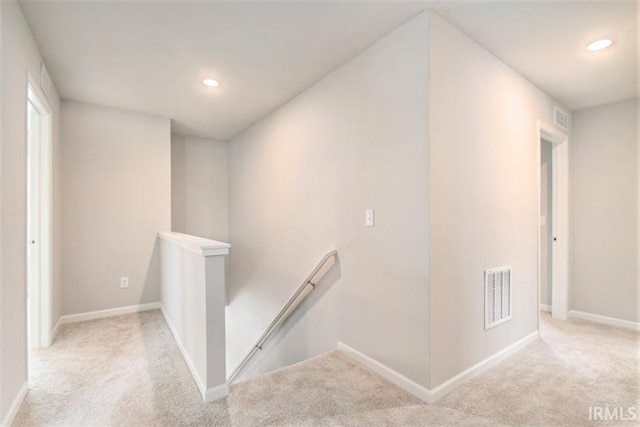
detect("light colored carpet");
top-left (13, 310), bottom-right (639, 426)
top-left (435, 312), bottom-right (639, 426)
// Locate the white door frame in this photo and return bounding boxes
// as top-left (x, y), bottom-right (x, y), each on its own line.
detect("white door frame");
top-left (26, 74), bottom-right (53, 349)
top-left (538, 120), bottom-right (569, 321)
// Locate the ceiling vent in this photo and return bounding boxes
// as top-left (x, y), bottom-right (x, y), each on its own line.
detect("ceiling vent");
top-left (554, 107), bottom-right (569, 131)
top-left (485, 266), bottom-right (512, 330)
top-left (40, 63), bottom-right (52, 101)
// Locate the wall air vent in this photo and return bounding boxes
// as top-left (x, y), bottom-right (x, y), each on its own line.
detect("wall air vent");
top-left (485, 266), bottom-right (512, 329)
top-left (40, 63), bottom-right (52, 101)
top-left (554, 106), bottom-right (569, 131)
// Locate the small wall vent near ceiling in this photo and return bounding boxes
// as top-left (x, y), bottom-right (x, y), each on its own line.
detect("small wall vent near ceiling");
top-left (554, 106), bottom-right (569, 131)
top-left (485, 266), bottom-right (512, 330)
top-left (40, 63), bottom-right (52, 101)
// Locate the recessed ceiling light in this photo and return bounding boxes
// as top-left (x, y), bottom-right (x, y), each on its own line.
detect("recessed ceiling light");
top-left (586, 38), bottom-right (614, 52)
top-left (202, 78), bottom-right (220, 87)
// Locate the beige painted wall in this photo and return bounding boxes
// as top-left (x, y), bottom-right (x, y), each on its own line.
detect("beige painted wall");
top-left (571, 98), bottom-right (638, 322)
top-left (0, 0), bottom-right (63, 420)
top-left (171, 134), bottom-right (228, 241)
top-left (228, 12), bottom-right (430, 386)
top-left (428, 13), bottom-right (569, 387)
top-left (61, 101), bottom-right (171, 315)
top-left (540, 141), bottom-right (553, 307)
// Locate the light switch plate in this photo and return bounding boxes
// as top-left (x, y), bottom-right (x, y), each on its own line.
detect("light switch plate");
top-left (365, 209), bottom-right (374, 227)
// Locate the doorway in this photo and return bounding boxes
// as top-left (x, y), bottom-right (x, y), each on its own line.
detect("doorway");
top-left (538, 121), bottom-right (569, 321)
top-left (26, 76), bottom-right (53, 349)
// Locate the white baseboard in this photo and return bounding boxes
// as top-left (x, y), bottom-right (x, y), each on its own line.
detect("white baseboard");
top-left (205, 383), bottom-right (230, 402)
top-left (540, 304), bottom-right (551, 313)
top-left (337, 342), bottom-right (431, 402)
top-left (159, 306), bottom-right (228, 403)
top-left (568, 310), bottom-right (640, 331)
top-left (428, 331), bottom-right (539, 402)
top-left (52, 317), bottom-right (62, 341)
top-left (159, 306), bottom-right (206, 397)
top-left (338, 330), bottom-right (539, 404)
top-left (1, 382), bottom-right (27, 427)
top-left (58, 302), bottom-right (161, 325)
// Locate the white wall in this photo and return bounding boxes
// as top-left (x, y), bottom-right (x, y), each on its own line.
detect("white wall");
top-left (171, 134), bottom-right (228, 241)
top-left (159, 233), bottom-right (228, 401)
top-left (227, 12), bottom-right (430, 386)
top-left (0, 0), bottom-right (63, 421)
top-left (428, 13), bottom-right (569, 387)
top-left (571, 98), bottom-right (638, 323)
top-left (61, 101), bottom-right (171, 315)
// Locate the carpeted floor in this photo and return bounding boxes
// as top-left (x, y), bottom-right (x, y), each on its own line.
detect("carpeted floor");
top-left (13, 310), bottom-right (639, 426)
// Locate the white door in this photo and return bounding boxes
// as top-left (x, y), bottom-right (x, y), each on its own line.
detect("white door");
top-left (27, 98), bottom-right (41, 349)
top-left (26, 81), bottom-right (52, 349)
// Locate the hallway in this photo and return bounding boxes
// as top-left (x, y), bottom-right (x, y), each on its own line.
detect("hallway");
top-left (13, 311), bottom-right (639, 426)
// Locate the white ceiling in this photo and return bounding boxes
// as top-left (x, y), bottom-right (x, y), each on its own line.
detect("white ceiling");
top-left (19, 1), bottom-right (430, 140)
top-left (19, 1), bottom-right (638, 140)
top-left (434, 1), bottom-right (638, 111)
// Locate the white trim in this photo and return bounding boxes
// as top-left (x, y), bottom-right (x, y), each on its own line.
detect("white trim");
top-left (1, 382), bottom-right (27, 427)
top-left (205, 383), bottom-right (230, 402)
top-left (158, 231), bottom-right (230, 257)
top-left (568, 310), bottom-right (640, 331)
top-left (58, 302), bottom-right (161, 325)
top-left (540, 122), bottom-right (567, 145)
top-left (338, 331), bottom-right (539, 404)
top-left (159, 306), bottom-right (229, 402)
top-left (637, 97), bottom-right (640, 343)
top-left (159, 306), bottom-right (206, 398)
top-left (540, 304), bottom-right (551, 313)
top-left (428, 331), bottom-right (539, 402)
top-left (52, 317), bottom-right (62, 340)
top-left (336, 342), bottom-right (431, 402)
top-left (26, 74), bottom-right (53, 349)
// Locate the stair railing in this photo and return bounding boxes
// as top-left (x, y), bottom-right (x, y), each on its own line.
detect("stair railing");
top-left (227, 250), bottom-right (338, 383)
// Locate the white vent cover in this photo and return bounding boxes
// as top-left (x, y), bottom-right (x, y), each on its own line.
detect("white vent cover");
top-left (554, 106), bottom-right (569, 130)
top-left (40, 63), bottom-right (52, 101)
top-left (485, 266), bottom-right (512, 329)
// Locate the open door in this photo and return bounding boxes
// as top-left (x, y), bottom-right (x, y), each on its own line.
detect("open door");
top-left (26, 77), bottom-right (53, 349)
top-left (538, 121), bottom-right (569, 321)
